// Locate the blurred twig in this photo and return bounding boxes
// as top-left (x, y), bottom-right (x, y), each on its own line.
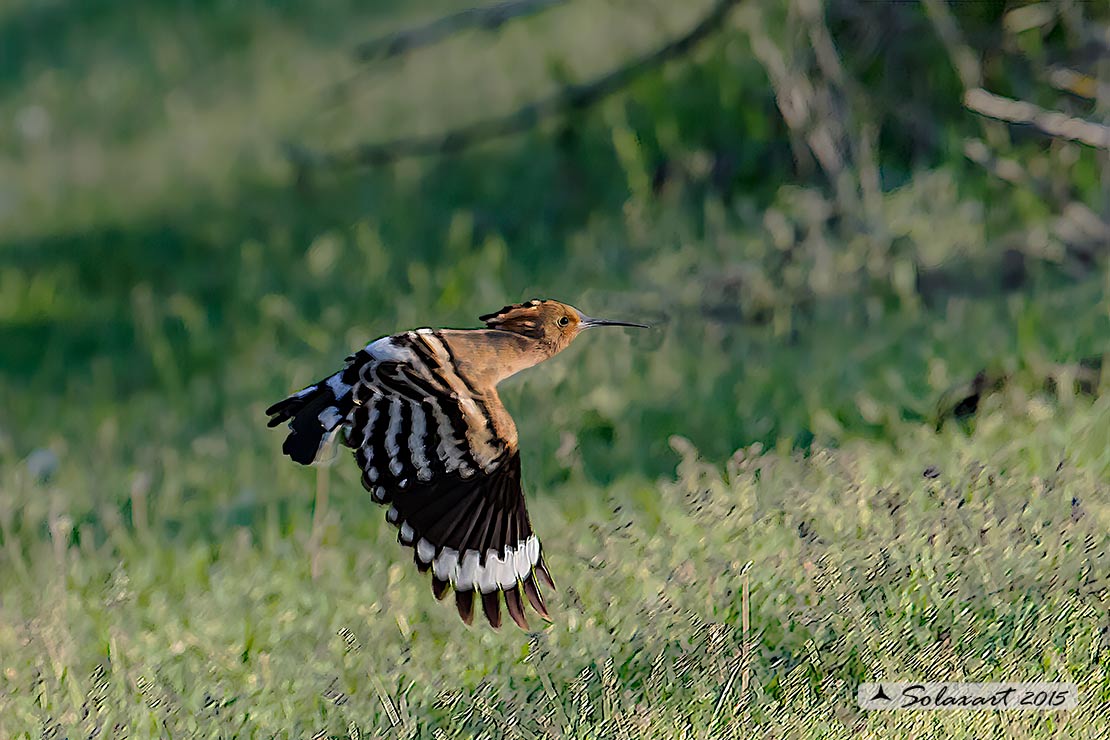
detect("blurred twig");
top-left (310, 464), bottom-right (330, 581)
top-left (354, 0), bottom-right (567, 62)
top-left (920, 0), bottom-right (982, 89)
top-left (744, 5), bottom-right (847, 184)
top-left (1045, 65), bottom-right (1110, 101)
top-left (739, 561), bottom-right (751, 715)
top-left (964, 88), bottom-right (1110, 150)
top-left (920, 0), bottom-right (1011, 150)
top-left (961, 138), bottom-right (1050, 199)
top-left (288, 0), bottom-right (745, 170)
top-left (930, 1), bottom-right (1109, 279)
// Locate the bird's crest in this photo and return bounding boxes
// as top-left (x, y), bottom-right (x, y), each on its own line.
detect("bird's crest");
top-left (479, 299), bottom-right (559, 339)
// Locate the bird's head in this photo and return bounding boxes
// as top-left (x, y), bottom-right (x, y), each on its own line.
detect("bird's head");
top-left (480, 299), bottom-right (648, 355)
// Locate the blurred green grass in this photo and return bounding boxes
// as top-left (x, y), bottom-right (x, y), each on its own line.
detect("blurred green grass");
top-left (1, 0), bottom-right (1108, 737)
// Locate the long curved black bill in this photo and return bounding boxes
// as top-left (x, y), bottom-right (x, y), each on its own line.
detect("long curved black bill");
top-left (579, 314), bottom-right (651, 330)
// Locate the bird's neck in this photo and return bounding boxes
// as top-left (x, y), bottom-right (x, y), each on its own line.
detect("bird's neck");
top-left (439, 329), bottom-right (556, 389)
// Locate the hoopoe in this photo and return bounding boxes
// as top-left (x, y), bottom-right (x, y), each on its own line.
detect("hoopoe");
top-left (266, 300), bottom-right (647, 629)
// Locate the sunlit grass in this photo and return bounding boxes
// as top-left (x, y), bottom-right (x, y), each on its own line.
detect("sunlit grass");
top-left (2, 393), bottom-right (1107, 737)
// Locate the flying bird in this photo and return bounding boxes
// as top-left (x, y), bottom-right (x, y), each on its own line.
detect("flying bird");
top-left (265, 300), bottom-right (647, 629)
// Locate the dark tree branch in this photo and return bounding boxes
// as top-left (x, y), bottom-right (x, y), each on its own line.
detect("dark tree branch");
top-left (355, 0), bottom-right (568, 63)
top-left (291, 0), bottom-right (744, 170)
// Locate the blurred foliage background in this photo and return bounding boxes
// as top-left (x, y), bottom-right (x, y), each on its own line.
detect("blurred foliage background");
top-left (1, 0), bottom-right (1108, 737)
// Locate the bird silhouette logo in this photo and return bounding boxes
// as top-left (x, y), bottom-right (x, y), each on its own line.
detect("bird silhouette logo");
top-left (267, 300), bottom-right (648, 629)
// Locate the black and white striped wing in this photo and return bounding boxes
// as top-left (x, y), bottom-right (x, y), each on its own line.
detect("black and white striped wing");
top-left (268, 330), bottom-right (556, 628)
top-left (344, 330), bottom-right (507, 490)
top-left (343, 332), bottom-right (554, 629)
top-left (384, 451), bottom-right (554, 629)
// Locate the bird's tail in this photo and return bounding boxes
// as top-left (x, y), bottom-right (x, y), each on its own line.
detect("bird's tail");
top-left (265, 372), bottom-right (355, 465)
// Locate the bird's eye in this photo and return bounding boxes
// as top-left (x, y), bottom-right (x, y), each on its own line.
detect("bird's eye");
top-left (557, 316), bottom-right (570, 327)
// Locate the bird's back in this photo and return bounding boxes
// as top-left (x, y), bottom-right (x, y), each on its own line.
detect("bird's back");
top-left (269, 328), bottom-right (526, 466)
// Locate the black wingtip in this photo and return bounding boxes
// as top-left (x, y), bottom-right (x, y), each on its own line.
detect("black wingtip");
top-left (456, 590), bottom-right (475, 625)
top-left (282, 432), bottom-right (320, 465)
top-left (268, 379), bottom-right (354, 466)
top-left (264, 399), bottom-right (287, 417)
top-left (536, 557), bottom-right (556, 591)
top-left (522, 574), bottom-right (550, 621)
top-left (504, 586), bottom-right (529, 630)
top-left (481, 591), bottom-right (502, 629)
top-left (432, 577), bottom-right (450, 600)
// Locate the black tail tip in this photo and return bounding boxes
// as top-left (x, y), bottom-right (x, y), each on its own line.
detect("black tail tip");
top-left (282, 431), bottom-right (323, 465)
